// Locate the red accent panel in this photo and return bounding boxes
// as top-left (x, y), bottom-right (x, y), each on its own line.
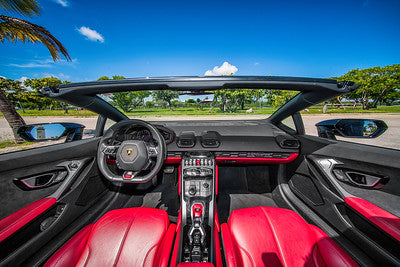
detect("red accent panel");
top-left (178, 165), bottom-right (182, 195)
top-left (46, 207), bottom-right (173, 267)
top-left (345, 196), bottom-right (400, 242)
top-left (215, 153), bottom-right (298, 165)
top-left (177, 263), bottom-right (214, 267)
top-left (214, 208), bottom-right (220, 233)
top-left (215, 165), bottom-right (219, 195)
top-left (0, 197), bottom-right (56, 243)
top-left (177, 208), bottom-right (182, 231)
top-left (155, 224), bottom-right (177, 267)
top-left (222, 207), bottom-right (357, 267)
top-left (171, 208), bottom-right (182, 267)
top-left (214, 208), bottom-right (223, 267)
top-left (165, 157), bottom-right (182, 164)
top-left (44, 224), bottom-right (94, 267)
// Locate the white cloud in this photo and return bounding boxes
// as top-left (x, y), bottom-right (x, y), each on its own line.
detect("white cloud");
top-left (254, 62), bottom-right (259, 66)
top-left (77, 26), bottom-right (104, 43)
top-left (8, 58), bottom-right (78, 69)
top-left (42, 73), bottom-right (70, 79)
top-left (9, 63), bottom-right (52, 68)
top-left (54, 0), bottom-right (68, 7)
top-left (17, 76), bottom-right (28, 83)
top-left (204, 62), bottom-right (238, 76)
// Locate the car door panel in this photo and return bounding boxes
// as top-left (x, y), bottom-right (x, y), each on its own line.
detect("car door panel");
top-left (0, 137), bottom-right (112, 266)
top-left (288, 135), bottom-right (400, 266)
top-left (0, 138), bottom-right (99, 219)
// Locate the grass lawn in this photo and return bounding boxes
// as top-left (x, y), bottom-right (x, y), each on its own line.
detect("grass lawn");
top-left (0, 140), bottom-right (34, 149)
top-left (0, 109), bottom-right (97, 117)
top-left (303, 105), bottom-right (400, 114)
top-left (1, 106), bottom-right (400, 117)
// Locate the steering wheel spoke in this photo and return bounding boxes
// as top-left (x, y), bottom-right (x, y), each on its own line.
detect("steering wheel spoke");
top-left (102, 144), bottom-right (119, 156)
top-left (146, 144), bottom-right (159, 157)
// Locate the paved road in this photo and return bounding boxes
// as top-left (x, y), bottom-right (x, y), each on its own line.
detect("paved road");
top-left (1, 113), bottom-right (399, 152)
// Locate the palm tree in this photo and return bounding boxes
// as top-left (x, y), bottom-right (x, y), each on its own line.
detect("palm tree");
top-left (0, 0), bottom-right (71, 143)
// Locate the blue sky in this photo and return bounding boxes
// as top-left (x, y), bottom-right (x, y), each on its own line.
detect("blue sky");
top-left (1, 0), bottom-right (399, 82)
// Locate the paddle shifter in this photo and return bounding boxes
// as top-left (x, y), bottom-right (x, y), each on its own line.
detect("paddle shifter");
top-left (180, 152), bottom-right (216, 263)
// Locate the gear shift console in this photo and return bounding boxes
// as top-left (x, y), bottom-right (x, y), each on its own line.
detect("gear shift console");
top-left (180, 152), bottom-right (215, 263)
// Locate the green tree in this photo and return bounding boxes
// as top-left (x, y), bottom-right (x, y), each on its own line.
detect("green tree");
top-left (24, 77), bottom-right (71, 112)
top-left (268, 90), bottom-right (298, 108)
top-left (250, 89), bottom-right (266, 108)
top-left (152, 90), bottom-right (179, 111)
top-left (0, 0), bottom-right (71, 142)
top-left (145, 101), bottom-right (155, 108)
top-left (213, 89), bottom-right (253, 113)
top-left (185, 98), bottom-right (196, 106)
top-left (110, 91), bottom-right (150, 112)
top-left (1, 78), bottom-right (26, 109)
top-left (0, 77), bottom-right (26, 142)
top-left (98, 76), bottom-right (151, 112)
top-left (337, 64), bottom-right (400, 109)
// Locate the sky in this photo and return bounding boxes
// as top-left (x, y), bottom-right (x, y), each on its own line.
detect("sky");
top-left (1, 0), bottom-right (399, 83)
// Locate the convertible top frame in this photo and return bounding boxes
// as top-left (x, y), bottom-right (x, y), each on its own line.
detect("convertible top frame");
top-left (40, 76), bottom-right (358, 123)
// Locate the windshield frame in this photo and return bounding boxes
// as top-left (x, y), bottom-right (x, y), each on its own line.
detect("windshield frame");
top-left (40, 76), bottom-right (358, 123)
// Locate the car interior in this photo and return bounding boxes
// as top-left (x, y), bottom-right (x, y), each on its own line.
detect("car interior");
top-left (0, 77), bottom-right (399, 267)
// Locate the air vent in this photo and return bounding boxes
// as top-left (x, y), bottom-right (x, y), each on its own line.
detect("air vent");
top-left (281, 139), bottom-right (300, 148)
top-left (276, 135), bottom-right (300, 149)
top-left (177, 131), bottom-right (196, 148)
top-left (201, 131), bottom-right (221, 148)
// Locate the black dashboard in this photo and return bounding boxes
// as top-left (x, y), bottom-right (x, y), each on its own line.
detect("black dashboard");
top-left (107, 119), bottom-right (300, 161)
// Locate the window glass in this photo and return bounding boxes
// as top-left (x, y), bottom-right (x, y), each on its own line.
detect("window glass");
top-left (0, 109), bottom-right (97, 154)
top-left (302, 101), bottom-right (399, 150)
top-left (281, 116), bottom-right (296, 131)
top-left (104, 118), bottom-right (117, 132)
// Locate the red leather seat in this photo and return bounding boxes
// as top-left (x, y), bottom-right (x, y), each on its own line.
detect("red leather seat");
top-left (45, 207), bottom-right (176, 267)
top-left (221, 207), bottom-right (358, 267)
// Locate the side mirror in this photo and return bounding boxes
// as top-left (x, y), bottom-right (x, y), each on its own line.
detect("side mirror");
top-left (315, 119), bottom-right (388, 140)
top-left (17, 123), bottom-right (85, 143)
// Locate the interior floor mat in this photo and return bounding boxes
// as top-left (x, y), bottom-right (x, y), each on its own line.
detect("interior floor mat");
top-left (217, 192), bottom-right (277, 223)
top-left (217, 166), bottom-right (278, 223)
top-left (123, 168), bottom-right (180, 223)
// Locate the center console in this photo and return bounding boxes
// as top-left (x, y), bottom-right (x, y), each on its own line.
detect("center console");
top-left (179, 152), bottom-right (216, 263)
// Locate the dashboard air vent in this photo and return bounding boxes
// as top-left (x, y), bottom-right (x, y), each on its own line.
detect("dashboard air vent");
top-left (276, 135), bottom-right (300, 149)
top-left (201, 131), bottom-right (221, 148)
top-left (177, 131), bottom-right (196, 148)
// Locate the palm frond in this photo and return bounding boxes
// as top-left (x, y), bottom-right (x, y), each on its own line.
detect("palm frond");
top-left (0, 14), bottom-right (71, 61)
top-left (0, 0), bottom-right (40, 17)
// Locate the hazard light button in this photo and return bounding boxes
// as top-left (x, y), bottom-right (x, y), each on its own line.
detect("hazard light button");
top-left (123, 171), bottom-right (134, 179)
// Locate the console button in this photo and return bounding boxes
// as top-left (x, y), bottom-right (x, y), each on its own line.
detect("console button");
top-left (189, 186), bottom-right (197, 195)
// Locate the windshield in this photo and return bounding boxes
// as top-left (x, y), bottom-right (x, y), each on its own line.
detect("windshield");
top-left (99, 89), bottom-right (298, 121)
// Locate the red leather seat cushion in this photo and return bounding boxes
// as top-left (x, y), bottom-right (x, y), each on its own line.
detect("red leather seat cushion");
top-left (45, 207), bottom-right (175, 267)
top-left (221, 207), bottom-right (358, 267)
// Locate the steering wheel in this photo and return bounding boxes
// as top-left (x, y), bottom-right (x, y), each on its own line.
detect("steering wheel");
top-left (97, 119), bottom-right (166, 183)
